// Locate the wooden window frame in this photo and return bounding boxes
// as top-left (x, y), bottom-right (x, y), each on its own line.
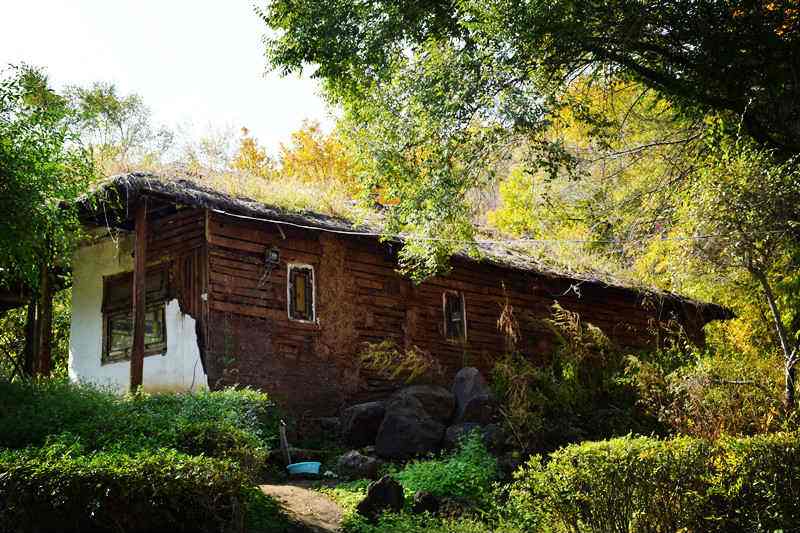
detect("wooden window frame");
top-left (287, 263), bottom-right (316, 323)
top-left (443, 290), bottom-right (467, 342)
top-left (101, 265), bottom-right (169, 365)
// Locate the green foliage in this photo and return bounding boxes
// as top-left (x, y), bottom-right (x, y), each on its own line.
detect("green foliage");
top-left (491, 305), bottom-right (662, 452)
top-left (0, 64), bottom-right (93, 286)
top-left (627, 348), bottom-right (788, 439)
top-left (0, 288), bottom-right (71, 379)
top-left (509, 432), bottom-right (800, 532)
top-left (712, 431), bottom-right (800, 531)
top-left (341, 512), bottom-right (519, 533)
top-left (358, 339), bottom-right (444, 384)
top-left (0, 379), bottom-right (278, 476)
top-left (320, 437), bottom-right (507, 533)
top-left (0, 442), bottom-right (247, 533)
top-left (65, 81), bottom-right (172, 174)
top-left (260, 0), bottom-right (800, 280)
top-left (395, 431), bottom-right (498, 505)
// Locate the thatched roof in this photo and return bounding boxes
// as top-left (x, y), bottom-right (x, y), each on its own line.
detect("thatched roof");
top-left (78, 173), bottom-right (732, 321)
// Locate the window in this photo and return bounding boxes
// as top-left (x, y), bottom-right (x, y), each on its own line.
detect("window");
top-left (288, 264), bottom-right (315, 322)
top-left (102, 266), bottom-right (168, 364)
top-left (443, 291), bottom-right (466, 341)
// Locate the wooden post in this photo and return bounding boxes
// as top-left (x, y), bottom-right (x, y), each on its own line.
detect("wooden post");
top-left (35, 265), bottom-right (53, 377)
top-left (130, 200), bottom-right (148, 391)
top-left (23, 295), bottom-right (36, 376)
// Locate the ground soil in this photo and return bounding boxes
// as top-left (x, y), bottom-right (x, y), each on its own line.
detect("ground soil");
top-left (259, 481), bottom-right (343, 533)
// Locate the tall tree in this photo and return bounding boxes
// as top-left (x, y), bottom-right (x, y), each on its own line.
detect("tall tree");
top-left (279, 120), bottom-right (360, 193)
top-left (259, 2), bottom-right (800, 405)
top-left (66, 82), bottom-right (172, 173)
top-left (0, 65), bottom-right (93, 286)
top-left (0, 65), bottom-right (94, 377)
top-left (261, 0), bottom-right (800, 154)
top-left (232, 127), bottom-right (274, 178)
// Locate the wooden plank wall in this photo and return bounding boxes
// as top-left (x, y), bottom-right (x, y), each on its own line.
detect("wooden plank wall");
top-left (201, 210), bottom-right (701, 415)
top-left (145, 207), bottom-right (206, 319)
top-left (203, 211), bottom-right (359, 415)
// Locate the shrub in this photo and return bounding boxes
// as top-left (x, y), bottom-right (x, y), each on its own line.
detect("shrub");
top-left (627, 350), bottom-right (786, 439)
top-left (490, 303), bottom-right (667, 454)
top-left (508, 432), bottom-right (800, 532)
top-left (0, 442), bottom-right (248, 533)
top-left (358, 340), bottom-right (444, 384)
top-left (711, 431), bottom-right (800, 531)
top-left (395, 431), bottom-right (498, 505)
top-left (0, 379), bottom-right (278, 470)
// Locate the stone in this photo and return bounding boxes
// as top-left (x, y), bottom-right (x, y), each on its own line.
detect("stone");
top-left (375, 393), bottom-right (445, 459)
top-left (443, 422), bottom-right (482, 449)
top-left (481, 423), bottom-right (505, 452)
top-left (336, 450), bottom-right (382, 481)
top-left (340, 401), bottom-right (386, 447)
top-left (411, 491), bottom-right (440, 514)
top-left (356, 475), bottom-right (404, 521)
top-left (393, 385), bottom-right (455, 423)
top-left (458, 393), bottom-right (496, 424)
top-left (438, 496), bottom-right (471, 519)
top-left (452, 368), bottom-right (496, 424)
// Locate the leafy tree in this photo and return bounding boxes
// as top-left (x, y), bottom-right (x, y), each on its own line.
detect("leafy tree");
top-left (676, 138), bottom-right (800, 407)
top-left (66, 82), bottom-right (172, 173)
top-left (279, 120), bottom-right (360, 193)
top-left (231, 127), bottom-right (274, 178)
top-left (261, 0), bottom-right (800, 154)
top-left (260, 3), bottom-right (800, 410)
top-left (259, 1), bottom-right (800, 258)
top-left (0, 65), bottom-right (93, 287)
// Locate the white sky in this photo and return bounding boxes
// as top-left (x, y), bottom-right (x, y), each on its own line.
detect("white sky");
top-left (0, 0), bottom-right (333, 152)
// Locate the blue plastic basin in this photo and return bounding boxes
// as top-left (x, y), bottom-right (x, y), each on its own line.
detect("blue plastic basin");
top-left (286, 462), bottom-right (321, 475)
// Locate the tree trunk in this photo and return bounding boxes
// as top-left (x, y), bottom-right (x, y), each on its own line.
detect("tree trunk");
top-left (752, 268), bottom-right (798, 410)
top-left (23, 296), bottom-right (37, 377)
top-left (35, 265), bottom-right (53, 377)
top-left (130, 200), bottom-right (148, 391)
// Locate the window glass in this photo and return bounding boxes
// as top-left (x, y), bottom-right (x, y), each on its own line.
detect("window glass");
top-left (289, 265), bottom-right (315, 321)
top-left (444, 292), bottom-right (466, 341)
top-left (102, 267), bottom-right (168, 364)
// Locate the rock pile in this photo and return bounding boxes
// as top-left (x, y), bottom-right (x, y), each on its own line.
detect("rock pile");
top-left (337, 367), bottom-right (502, 467)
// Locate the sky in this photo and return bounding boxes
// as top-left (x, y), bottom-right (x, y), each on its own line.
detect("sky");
top-left (0, 0), bottom-right (333, 152)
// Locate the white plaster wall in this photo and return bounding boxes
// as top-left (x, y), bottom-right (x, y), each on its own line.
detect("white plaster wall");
top-left (68, 233), bottom-right (208, 393)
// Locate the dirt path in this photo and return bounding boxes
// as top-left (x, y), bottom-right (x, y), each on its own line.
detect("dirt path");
top-left (259, 482), bottom-right (343, 533)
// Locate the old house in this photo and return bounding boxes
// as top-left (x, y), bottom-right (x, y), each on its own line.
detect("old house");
top-left (68, 174), bottom-right (730, 415)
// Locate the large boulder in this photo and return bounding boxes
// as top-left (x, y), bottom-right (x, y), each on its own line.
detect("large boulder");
top-left (356, 475), bottom-right (404, 521)
top-left (340, 401), bottom-right (385, 447)
top-left (375, 394), bottom-right (446, 459)
top-left (452, 367), bottom-right (496, 424)
top-left (337, 450), bottom-right (382, 480)
top-left (393, 385), bottom-right (455, 423)
top-left (411, 491), bottom-right (440, 515)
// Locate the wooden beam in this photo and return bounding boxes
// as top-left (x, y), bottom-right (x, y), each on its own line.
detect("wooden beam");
top-left (130, 200), bottom-right (148, 391)
top-left (23, 295), bottom-right (36, 376)
top-left (35, 265), bottom-right (53, 377)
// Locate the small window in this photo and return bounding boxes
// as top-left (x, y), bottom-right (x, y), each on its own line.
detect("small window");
top-left (102, 266), bottom-right (168, 364)
top-left (443, 291), bottom-right (466, 341)
top-left (288, 264), bottom-right (315, 322)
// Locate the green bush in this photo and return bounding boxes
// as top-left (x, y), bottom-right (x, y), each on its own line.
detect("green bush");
top-left (0, 379), bottom-right (277, 474)
top-left (395, 431), bottom-right (498, 505)
top-left (712, 431), bottom-right (800, 531)
top-left (508, 432), bottom-right (800, 532)
top-left (0, 442), bottom-right (248, 533)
